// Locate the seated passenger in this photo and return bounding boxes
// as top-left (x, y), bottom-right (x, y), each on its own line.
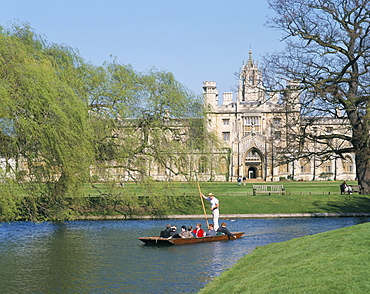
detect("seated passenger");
top-left (206, 224), bottom-right (216, 236)
top-left (169, 226), bottom-right (181, 238)
top-left (180, 225), bottom-right (193, 238)
top-left (216, 222), bottom-right (236, 238)
top-left (192, 223), bottom-right (205, 237)
top-left (188, 226), bottom-right (196, 237)
top-left (160, 224), bottom-right (171, 238)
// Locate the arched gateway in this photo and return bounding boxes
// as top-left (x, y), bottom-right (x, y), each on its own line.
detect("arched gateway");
top-left (244, 148), bottom-right (263, 179)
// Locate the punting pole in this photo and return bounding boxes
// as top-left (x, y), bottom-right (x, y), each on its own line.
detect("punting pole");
top-left (194, 170), bottom-right (209, 228)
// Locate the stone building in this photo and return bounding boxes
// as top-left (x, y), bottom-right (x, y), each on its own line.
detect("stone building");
top-left (203, 51), bottom-right (356, 182)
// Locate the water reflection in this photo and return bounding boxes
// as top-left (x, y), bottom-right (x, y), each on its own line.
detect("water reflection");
top-left (0, 217), bottom-right (368, 293)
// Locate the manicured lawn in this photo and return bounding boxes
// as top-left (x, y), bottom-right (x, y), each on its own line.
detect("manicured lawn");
top-left (199, 221), bottom-right (370, 293)
top-left (82, 181), bottom-right (370, 215)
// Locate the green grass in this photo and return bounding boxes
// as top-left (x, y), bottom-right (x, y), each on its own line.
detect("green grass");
top-left (82, 181), bottom-right (370, 215)
top-left (199, 221), bottom-right (370, 293)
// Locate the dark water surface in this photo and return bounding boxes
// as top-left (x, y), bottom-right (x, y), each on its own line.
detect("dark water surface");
top-left (0, 217), bottom-right (368, 293)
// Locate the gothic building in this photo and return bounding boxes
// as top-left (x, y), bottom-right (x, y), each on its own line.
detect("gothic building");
top-left (203, 51), bottom-right (356, 182)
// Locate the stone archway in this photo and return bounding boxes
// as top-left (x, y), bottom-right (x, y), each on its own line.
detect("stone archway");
top-left (248, 167), bottom-right (257, 179)
top-left (243, 147), bottom-right (263, 179)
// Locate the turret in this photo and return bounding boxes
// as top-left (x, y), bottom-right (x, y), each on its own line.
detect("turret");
top-left (284, 80), bottom-right (301, 111)
top-left (203, 81), bottom-right (218, 110)
top-left (223, 92), bottom-right (233, 105)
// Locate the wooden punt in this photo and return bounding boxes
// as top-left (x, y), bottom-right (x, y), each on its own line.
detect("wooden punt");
top-left (138, 232), bottom-right (244, 245)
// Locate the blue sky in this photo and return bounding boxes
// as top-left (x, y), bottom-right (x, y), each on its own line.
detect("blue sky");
top-left (0, 0), bottom-right (285, 96)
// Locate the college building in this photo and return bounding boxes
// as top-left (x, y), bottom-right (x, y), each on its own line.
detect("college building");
top-left (203, 51), bottom-right (356, 182)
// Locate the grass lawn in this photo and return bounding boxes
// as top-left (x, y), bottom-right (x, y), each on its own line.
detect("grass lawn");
top-left (199, 221), bottom-right (370, 293)
top-left (82, 181), bottom-right (370, 215)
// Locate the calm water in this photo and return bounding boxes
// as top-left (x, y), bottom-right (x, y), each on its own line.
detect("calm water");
top-left (0, 217), bottom-right (368, 293)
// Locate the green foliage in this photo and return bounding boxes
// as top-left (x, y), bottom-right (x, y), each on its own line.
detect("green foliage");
top-left (0, 23), bottom-right (93, 220)
top-left (86, 59), bottom-right (210, 181)
top-left (0, 23), bottom-right (215, 221)
top-left (0, 179), bottom-right (24, 221)
top-left (265, 0), bottom-right (370, 193)
top-left (76, 181), bottom-right (370, 217)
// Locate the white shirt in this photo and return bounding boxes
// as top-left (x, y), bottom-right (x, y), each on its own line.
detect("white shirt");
top-left (207, 197), bottom-right (219, 210)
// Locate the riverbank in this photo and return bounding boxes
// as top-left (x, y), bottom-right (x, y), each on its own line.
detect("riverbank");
top-left (3, 181), bottom-right (368, 222)
top-left (73, 212), bottom-right (370, 220)
top-left (82, 181), bottom-right (370, 217)
top-left (199, 221), bottom-right (370, 293)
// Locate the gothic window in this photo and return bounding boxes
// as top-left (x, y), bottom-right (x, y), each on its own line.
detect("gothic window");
top-left (274, 131), bottom-right (281, 140)
top-left (218, 157), bottom-right (228, 174)
top-left (342, 156), bottom-right (353, 173)
top-left (199, 157), bottom-right (208, 173)
top-left (244, 116), bottom-right (260, 126)
top-left (177, 156), bottom-right (188, 172)
top-left (300, 159), bottom-right (310, 173)
top-left (245, 149), bottom-right (261, 162)
top-left (222, 132), bottom-right (230, 142)
top-left (279, 163), bottom-right (288, 173)
top-left (222, 119), bottom-right (230, 126)
top-left (157, 163), bottom-right (165, 174)
top-left (324, 161), bottom-right (331, 173)
top-left (273, 118), bottom-right (281, 125)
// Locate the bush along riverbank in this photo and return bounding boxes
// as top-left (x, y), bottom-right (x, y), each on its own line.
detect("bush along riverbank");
top-left (199, 221), bottom-right (370, 293)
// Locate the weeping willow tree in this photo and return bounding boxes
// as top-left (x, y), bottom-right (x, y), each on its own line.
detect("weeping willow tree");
top-left (83, 60), bottom-right (217, 215)
top-left (0, 23), bottom-right (217, 219)
top-left (86, 60), bottom-right (214, 183)
top-left (0, 23), bottom-right (93, 221)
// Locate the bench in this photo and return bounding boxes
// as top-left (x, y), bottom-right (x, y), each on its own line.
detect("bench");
top-left (253, 185), bottom-right (285, 196)
top-left (340, 184), bottom-right (363, 195)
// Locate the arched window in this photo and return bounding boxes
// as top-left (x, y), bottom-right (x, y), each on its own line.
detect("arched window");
top-left (279, 156), bottom-right (288, 173)
top-left (342, 156), bottom-right (353, 173)
top-left (199, 157), bottom-right (208, 173)
top-left (245, 148), bottom-right (262, 162)
top-left (177, 156), bottom-right (188, 173)
top-left (218, 157), bottom-right (228, 174)
top-left (279, 163), bottom-right (288, 173)
top-left (324, 160), bottom-right (332, 173)
top-left (300, 159), bottom-right (310, 173)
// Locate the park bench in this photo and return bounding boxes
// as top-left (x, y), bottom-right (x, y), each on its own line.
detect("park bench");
top-left (340, 184), bottom-right (363, 195)
top-left (253, 185), bottom-right (285, 196)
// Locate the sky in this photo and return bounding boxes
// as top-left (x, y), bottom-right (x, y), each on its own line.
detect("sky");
top-left (0, 0), bottom-right (285, 97)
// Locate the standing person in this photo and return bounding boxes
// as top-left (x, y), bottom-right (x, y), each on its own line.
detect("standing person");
top-left (201, 192), bottom-right (219, 230)
top-left (217, 222), bottom-right (236, 238)
top-left (243, 176), bottom-right (247, 186)
top-left (237, 176), bottom-right (242, 186)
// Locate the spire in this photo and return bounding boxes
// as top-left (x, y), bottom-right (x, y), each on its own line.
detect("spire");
top-left (247, 49), bottom-right (254, 67)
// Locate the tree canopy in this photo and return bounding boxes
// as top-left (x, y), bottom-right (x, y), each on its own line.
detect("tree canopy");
top-left (0, 23), bottom-right (210, 221)
top-left (264, 0), bottom-right (370, 193)
top-left (85, 58), bottom-right (209, 182)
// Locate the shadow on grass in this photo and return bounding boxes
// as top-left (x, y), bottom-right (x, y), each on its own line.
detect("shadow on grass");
top-left (313, 195), bottom-right (370, 213)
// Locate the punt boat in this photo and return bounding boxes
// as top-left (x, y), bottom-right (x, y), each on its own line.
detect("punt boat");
top-left (138, 232), bottom-right (244, 245)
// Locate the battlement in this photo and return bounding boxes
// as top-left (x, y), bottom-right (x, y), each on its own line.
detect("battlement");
top-left (203, 81), bottom-right (217, 88)
top-left (223, 92), bottom-right (233, 104)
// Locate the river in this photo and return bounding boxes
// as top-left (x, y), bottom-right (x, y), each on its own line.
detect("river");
top-left (0, 217), bottom-right (368, 293)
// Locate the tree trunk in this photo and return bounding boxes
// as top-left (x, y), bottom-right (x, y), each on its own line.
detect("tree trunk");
top-left (355, 147), bottom-right (370, 195)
